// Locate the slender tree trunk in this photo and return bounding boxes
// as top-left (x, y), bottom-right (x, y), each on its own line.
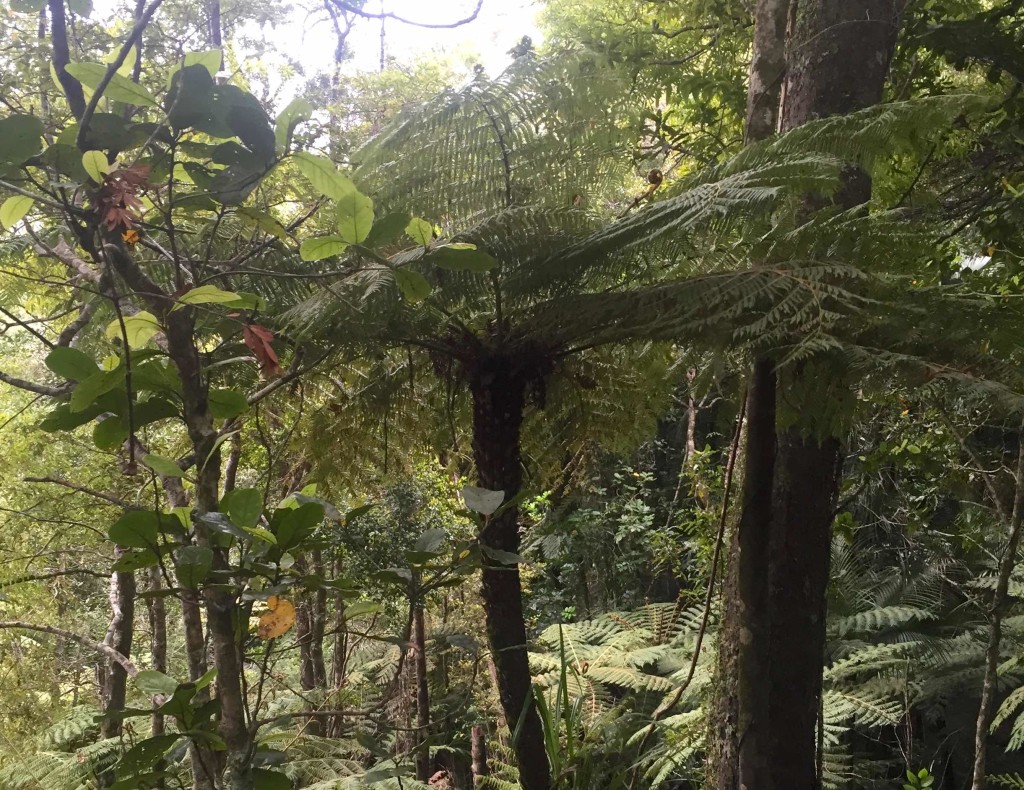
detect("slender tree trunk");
top-left (164, 311), bottom-right (251, 789)
top-left (147, 566), bottom-right (167, 738)
top-left (328, 586), bottom-right (348, 738)
top-left (46, 0), bottom-right (86, 119)
top-left (470, 359), bottom-right (551, 790)
top-left (413, 595), bottom-right (431, 782)
top-left (471, 724), bottom-right (489, 787)
top-left (709, 0), bottom-right (788, 781)
top-left (100, 560), bottom-right (135, 740)
top-left (971, 420), bottom-right (1024, 790)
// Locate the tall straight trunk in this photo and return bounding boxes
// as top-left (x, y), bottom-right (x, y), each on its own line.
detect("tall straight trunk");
top-left (100, 561), bottom-right (136, 739)
top-left (163, 311), bottom-right (251, 789)
top-left (146, 566), bottom-right (167, 738)
top-left (328, 587), bottom-right (348, 738)
top-left (709, 0), bottom-right (788, 783)
top-left (470, 358), bottom-right (551, 790)
top-left (413, 597), bottom-right (431, 782)
top-left (971, 420), bottom-right (1024, 790)
top-left (764, 5), bottom-right (900, 788)
top-left (713, 2), bottom-right (902, 788)
top-left (471, 724), bottom-right (489, 787)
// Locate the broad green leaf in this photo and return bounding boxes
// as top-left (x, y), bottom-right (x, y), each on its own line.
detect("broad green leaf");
top-left (460, 486), bottom-right (504, 515)
top-left (134, 671), bottom-right (179, 696)
top-left (0, 195), bottom-right (33, 230)
top-left (70, 368), bottom-right (122, 412)
top-left (429, 245), bottom-right (497, 272)
top-left (414, 528), bottom-right (446, 554)
top-left (336, 189), bottom-right (374, 244)
top-left (105, 311), bottom-right (162, 348)
top-left (300, 235), bottom-right (348, 261)
top-left (236, 207), bottom-right (289, 239)
top-left (174, 284), bottom-right (241, 309)
top-left (344, 601), bottom-right (385, 619)
top-left (81, 150), bottom-right (111, 183)
top-left (45, 347), bottom-right (99, 381)
top-left (67, 0), bottom-right (93, 16)
top-left (405, 216), bottom-right (433, 246)
top-left (0, 115), bottom-right (44, 169)
top-left (209, 388), bottom-right (248, 420)
top-left (293, 152), bottom-right (354, 201)
top-left (111, 548), bottom-right (158, 572)
top-left (65, 62), bottom-right (158, 106)
top-left (393, 269), bottom-right (431, 303)
top-left (481, 545), bottom-right (525, 565)
top-left (142, 454), bottom-right (183, 478)
top-left (252, 769), bottom-right (291, 790)
top-left (116, 734), bottom-right (180, 781)
top-left (363, 212), bottom-right (412, 249)
top-left (174, 545), bottom-right (213, 588)
top-left (184, 49), bottom-right (222, 76)
top-left (275, 97), bottom-right (313, 153)
top-left (109, 511), bottom-right (160, 549)
top-left (222, 487), bottom-right (263, 529)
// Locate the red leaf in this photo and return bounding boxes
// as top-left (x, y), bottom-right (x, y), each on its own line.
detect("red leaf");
top-left (243, 323), bottom-right (282, 378)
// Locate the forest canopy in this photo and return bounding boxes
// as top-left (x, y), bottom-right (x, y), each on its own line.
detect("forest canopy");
top-left (0, 0), bottom-right (1022, 789)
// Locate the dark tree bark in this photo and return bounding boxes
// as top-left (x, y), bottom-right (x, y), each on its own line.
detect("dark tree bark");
top-left (146, 566), bottom-right (167, 738)
top-left (708, 0), bottom-right (788, 782)
top-left (764, 5), bottom-right (900, 788)
top-left (413, 594), bottom-right (431, 782)
top-left (46, 0), bottom-right (85, 119)
top-left (469, 357), bottom-right (551, 790)
top-left (712, 2), bottom-right (902, 788)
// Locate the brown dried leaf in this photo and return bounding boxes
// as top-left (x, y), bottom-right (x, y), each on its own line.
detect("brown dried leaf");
top-left (257, 595), bottom-right (296, 640)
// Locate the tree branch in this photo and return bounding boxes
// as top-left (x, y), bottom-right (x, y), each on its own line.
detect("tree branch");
top-left (76, 0), bottom-right (166, 149)
top-left (24, 476), bottom-right (141, 510)
top-left (0, 620), bottom-right (138, 676)
top-left (325, 0), bottom-right (482, 28)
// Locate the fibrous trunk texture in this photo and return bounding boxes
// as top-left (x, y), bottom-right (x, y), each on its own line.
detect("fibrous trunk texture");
top-left (470, 357), bottom-right (551, 790)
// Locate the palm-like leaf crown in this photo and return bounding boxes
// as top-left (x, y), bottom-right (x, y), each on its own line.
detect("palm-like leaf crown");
top-left (281, 54), bottom-right (1020, 425)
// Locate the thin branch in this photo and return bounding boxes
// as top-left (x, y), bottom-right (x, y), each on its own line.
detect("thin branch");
top-left (2, 568), bottom-right (110, 586)
top-left (0, 620), bottom-right (138, 676)
top-left (0, 370), bottom-right (68, 397)
top-left (24, 476), bottom-right (141, 510)
top-left (324, 0), bottom-right (482, 28)
top-left (76, 0), bottom-right (166, 149)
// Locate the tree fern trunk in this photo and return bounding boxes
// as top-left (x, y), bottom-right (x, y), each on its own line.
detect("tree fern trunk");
top-left (470, 358), bottom-right (551, 790)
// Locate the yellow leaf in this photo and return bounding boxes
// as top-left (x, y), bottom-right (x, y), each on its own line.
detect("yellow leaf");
top-left (258, 596), bottom-right (296, 640)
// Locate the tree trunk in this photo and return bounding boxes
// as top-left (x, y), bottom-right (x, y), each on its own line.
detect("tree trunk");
top-left (708, 0), bottom-right (788, 780)
top-left (971, 419), bottom-right (1024, 790)
top-left (100, 560), bottom-right (135, 740)
top-left (765, 5), bottom-right (900, 788)
top-left (471, 724), bottom-right (488, 786)
top-left (712, 2), bottom-right (902, 788)
top-left (328, 587), bottom-right (348, 738)
top-left (413, 596), bottom-right (431, 782)
top-left (164, 311), bottom-right (252, 789)
top-left (146, 566), bottom-right (167, 739)
top-left (470, 358), bottom-right (551, 790)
